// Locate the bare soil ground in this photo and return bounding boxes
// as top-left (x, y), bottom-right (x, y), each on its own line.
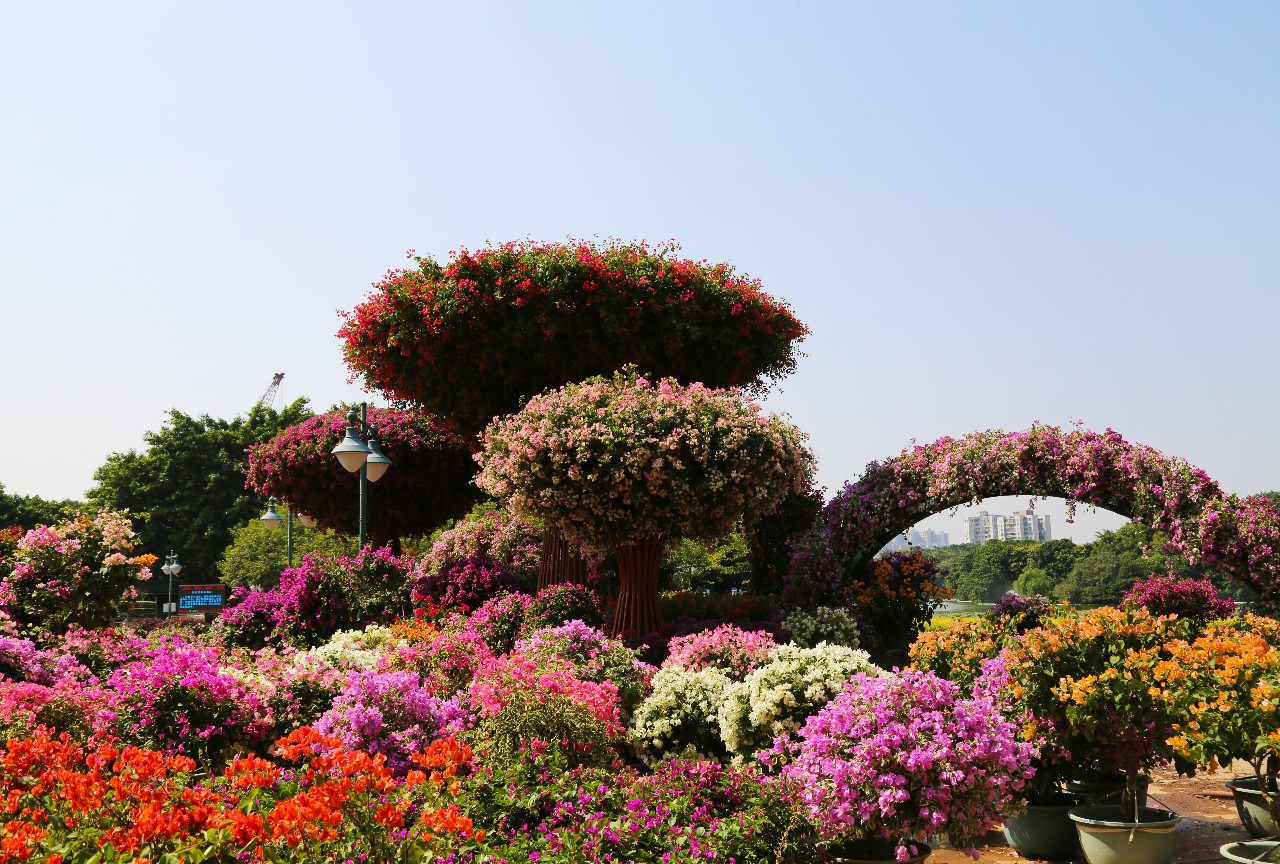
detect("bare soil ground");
top-left (927, 764), bottom-right (1260, 864)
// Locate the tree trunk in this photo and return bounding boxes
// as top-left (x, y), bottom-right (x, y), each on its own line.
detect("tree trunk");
top-left (610, 536), bottom-right (666, 641)
top-left (537, 528), bottom-right (587, 592)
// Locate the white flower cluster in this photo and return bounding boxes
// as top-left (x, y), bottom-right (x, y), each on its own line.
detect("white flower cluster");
top-left (627, 641), bottom-right (878, 767)
top-left (718, 642), bottom-right (875, 762)
top-left (626, 666), bottom-right (732, 766)
top-left (308, 625), bottom-right (402, 671)
top-left (782, 606), bottom-right (862, 650)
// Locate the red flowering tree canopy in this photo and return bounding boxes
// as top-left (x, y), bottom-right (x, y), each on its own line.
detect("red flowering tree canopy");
top-left (474, 369), bottom-right (816, 552)
top-left (787, 424), bottom-right (1280, 611)
top-left (338, 239), bottom-right (809, 436)
top-left (246, 408), bottom-right (479, 545)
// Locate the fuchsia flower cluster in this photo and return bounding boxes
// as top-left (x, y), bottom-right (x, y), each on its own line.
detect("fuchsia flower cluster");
top-left (1122, 574), bottom-right (1236, 631)
top-left (774, 668), bottom-right (1036, 861)
top-left (788, 424), bottom-right (1280, 610)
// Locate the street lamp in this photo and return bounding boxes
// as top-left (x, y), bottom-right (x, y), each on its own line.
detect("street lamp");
top-left (330, 402), bottom-right (392, 549)
top-left (160, 551), bottom-right (183, 615)
top-left (261, 496), bottom-right (293, 568)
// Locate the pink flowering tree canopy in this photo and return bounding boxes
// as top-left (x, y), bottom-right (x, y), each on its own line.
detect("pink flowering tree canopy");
top-left (339, 239), bottom-right (809, 437)
top-left (246, 407), bottom-right (480, 547)
top-left (474, 369), bottom-right (816, 553)
top-left (787, 424), bottom-right (1280, 610)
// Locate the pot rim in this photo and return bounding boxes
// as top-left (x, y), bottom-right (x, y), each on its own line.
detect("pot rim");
top-left (1226, 775), bottom-right (1280, 794)
top-left (1068, 804), bottom-right (1180, 829)
top-left (1219, 839), bottom-right (1280, 864)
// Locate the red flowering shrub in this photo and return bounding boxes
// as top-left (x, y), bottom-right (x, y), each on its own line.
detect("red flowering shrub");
top-left (246, 407), bottom-right (478, 547)
top-left (339, 239), bottom-right (808, 436)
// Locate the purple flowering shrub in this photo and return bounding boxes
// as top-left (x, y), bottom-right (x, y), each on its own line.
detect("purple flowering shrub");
top-left (314, 669), bottom-right (473, 775)
top-left (773, 668), bottom-right (1036, 860)
top-left (522, 583), bottom-right (604, 633)
top-left (989, 593), bottom-right (1053, 633)
top-left (663, 624), bottom-right (779, 677)
top-left (214, 586), bottom-right (279, 649)
top-left (409, 553), bottom-right (517, 612)
top-left (1122, 574), bottom-right (1236, 632)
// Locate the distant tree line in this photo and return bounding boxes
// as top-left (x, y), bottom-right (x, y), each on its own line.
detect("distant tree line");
top-left (921, 519), bottom-right (1264, 605)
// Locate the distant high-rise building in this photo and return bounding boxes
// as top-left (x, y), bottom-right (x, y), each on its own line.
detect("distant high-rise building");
top-left (881, 527), bottom-right (951, 552)
top-left (964, 510), bottom-right (1051, 545)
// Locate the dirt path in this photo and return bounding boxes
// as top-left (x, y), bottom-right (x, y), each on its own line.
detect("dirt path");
top-left (926, 764), bottom-right (1261, 863)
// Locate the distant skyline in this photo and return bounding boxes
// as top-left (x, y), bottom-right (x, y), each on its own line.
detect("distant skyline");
top-left (2, 3), bottom-right (1277, 547)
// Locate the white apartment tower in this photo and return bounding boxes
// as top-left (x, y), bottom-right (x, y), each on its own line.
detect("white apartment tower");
top-left (964, 510), bottom-right (1052, 545)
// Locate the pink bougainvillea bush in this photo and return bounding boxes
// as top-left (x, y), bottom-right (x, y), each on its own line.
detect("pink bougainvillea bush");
top-left (1, 510), bottom-right (155, 633)
top-left (246, 407), bottom-right (479, 546)
top-left (788, 425), bottom-right (1280, 611)
top-left (339, 238), bottom-right (809, 436)
top-left (420, 505), bottom-right (543, 590)
top-left (475, 368), bottom-right (815, 553)
top-left (771, 667), bottom-right (1036, 861)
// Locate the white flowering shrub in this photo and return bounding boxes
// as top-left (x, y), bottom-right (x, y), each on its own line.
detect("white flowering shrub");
top-left (718, 642), bottom-right (876, 763)
top-left (782, 606), bottom-right (862, 650)
top-left (627, 666), bottom-right (732, 766)
top-left (307, 625), bottom-right (401, 671)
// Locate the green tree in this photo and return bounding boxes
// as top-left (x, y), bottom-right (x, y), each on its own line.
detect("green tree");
top-left (662, 528), bottom-right (752, 593)
top-left (923, 544), bottom-right (977, 593)
top-left (1053, 523), bottom-right (1151, 604)
top-left (216, 511), bottom-right (352, 589)
top-left (954, 540), bottom-right (1037, 602)
top-left (88, 399), bottom-right (313, 580)
top-left (1014, 566), bottom-right (1053, 597)
top-left (1027, 538), bottom-right (1081, 582)
top-left (0, 482), bottom-right (80, 530)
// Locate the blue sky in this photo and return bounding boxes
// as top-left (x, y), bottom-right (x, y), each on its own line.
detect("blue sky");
top-left (2, 2), bottom-right (1276, 543)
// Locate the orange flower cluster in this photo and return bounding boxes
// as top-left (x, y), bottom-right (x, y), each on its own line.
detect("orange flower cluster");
top-left (390, 618), bottom-right (440, 644)
top-left (0, 726), bottom-right (484, 863)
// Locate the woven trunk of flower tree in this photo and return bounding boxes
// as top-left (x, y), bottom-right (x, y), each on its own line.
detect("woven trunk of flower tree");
top-left (537, 528), bottom-right (587, 592)
top-left (610, 536), bottom-right (666, 640)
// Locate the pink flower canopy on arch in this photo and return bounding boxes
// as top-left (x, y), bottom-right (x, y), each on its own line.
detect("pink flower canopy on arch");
top-left (787, 425), bottom-right (1280, 611)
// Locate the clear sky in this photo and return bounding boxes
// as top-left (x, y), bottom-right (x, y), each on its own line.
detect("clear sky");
top-left (2, 2), bottom-right (1276, 543)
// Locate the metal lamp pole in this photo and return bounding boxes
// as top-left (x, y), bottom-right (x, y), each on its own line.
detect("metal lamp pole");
top-left (161, 552), bottom-right (183, 615)
top-left (261, 497), bottom-right (293, 568)
top-left (331, 403), bottom-right (392, 549)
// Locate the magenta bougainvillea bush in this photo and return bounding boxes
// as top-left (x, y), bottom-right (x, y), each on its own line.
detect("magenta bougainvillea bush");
top-left (787, 424), bottom-right (1280, 610)
top-left (246, 407), bottom-right (479, 546)
top-left (339, 239), bottom-right (809, 436)
top-left (1121, 574), bottom-right (1236, 631)
top-left (420, 506), bottom-right (543, 589)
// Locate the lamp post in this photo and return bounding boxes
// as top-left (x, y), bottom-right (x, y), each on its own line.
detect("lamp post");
top-left (330, 402), bottom-right (392, 549)
top-left (261, 497), bottom-right (293, 568)
top-left (160, 552), bottom-right (183, 616)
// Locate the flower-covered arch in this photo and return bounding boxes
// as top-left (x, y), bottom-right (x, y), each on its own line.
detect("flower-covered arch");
top-left (787, 425), bottom-right (1280, 611)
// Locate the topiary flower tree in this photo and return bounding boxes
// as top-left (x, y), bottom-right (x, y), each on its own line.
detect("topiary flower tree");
top-left (475, 369), bottom-right (814, 639)
top-left (338, 239), bottom-right (810, 584)
top-left (246, 408), bottom-right (479, 549)
top-left (787, 424), bottom-right (1280, 612)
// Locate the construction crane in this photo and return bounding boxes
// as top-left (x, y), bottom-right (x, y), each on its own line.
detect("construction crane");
top-left (257, 373), bottom-right (285, 409)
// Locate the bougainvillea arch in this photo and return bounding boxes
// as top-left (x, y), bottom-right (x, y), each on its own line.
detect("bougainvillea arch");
top-left (246, 408), bottom-right (479, 548)
top-left (787, 425), bottom-right (1280, 611)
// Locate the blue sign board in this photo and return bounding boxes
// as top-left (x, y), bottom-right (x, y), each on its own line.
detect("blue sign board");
top-left (178, 584), bottom-right (227, 611)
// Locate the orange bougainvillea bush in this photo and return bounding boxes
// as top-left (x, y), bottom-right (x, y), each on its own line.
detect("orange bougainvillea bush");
top-left (0, 726), bottom-right (481, 863)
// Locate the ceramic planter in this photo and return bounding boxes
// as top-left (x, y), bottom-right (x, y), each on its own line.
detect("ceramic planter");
top-left (1219, 840), bottom-right (1280, 863)
top-left (1002, 794), bottom-right (1082, 859)
top-left (1066, 774), bottom-right (1151, 807)
top-left (1068, 804), bottom-right (1179, 864)
top-left (1224, 776), bottom-right (1280, 838)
